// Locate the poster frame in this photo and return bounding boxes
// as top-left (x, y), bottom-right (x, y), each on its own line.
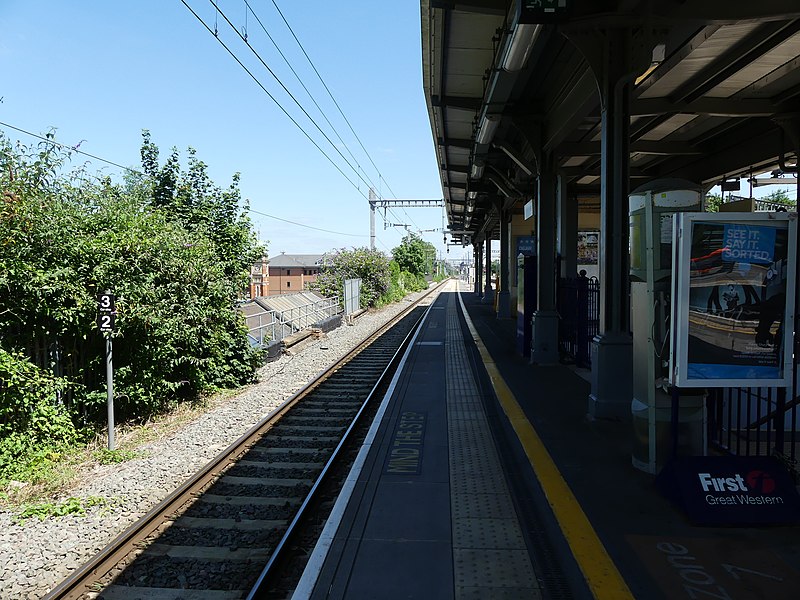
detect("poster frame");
top-left (670, 211), bottom-right (797, 388)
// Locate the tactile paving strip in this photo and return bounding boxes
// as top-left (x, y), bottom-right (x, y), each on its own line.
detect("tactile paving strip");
top-left (444, 291), bottom-right (541, 598)
top-left (452, 518), bottom-right (528, 549)
top-left (451, 493), bottom-right (515, 520)
top-left (454, 548), bottom-right (539, 587)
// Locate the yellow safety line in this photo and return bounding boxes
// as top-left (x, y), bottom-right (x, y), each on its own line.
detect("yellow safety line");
top-left (458, 293), bottom-right (634, 600)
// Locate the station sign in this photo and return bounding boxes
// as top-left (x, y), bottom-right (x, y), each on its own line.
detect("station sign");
top-left (655, 456), bottom-right (800, 525)
top-left (519, 0), bottom-right (570, 23)
top-left (516, 235), bottom-right (536, 257)
top-left (670, 212), bottom-right (797, 388)
top-left (97, 291), bottom-right (116, 333)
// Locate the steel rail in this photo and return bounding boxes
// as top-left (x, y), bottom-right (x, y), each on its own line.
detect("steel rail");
top-left (245, 285), bottom-right (437, 598)
top-left (43, 280), bottom-right (448, 600)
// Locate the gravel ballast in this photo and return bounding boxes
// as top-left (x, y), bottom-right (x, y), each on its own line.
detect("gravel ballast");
top-left (0, 289), bottom-right (434, 599)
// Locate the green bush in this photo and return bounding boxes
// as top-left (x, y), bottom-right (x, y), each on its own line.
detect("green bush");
top-left (375, 260), bottom-right (428, 306)
top-left (311, 247), bottom-right (392, 308)
top-left (0, 131), bottom-right (264, 480)
top-left (0, 350), bottom-right (79, 483)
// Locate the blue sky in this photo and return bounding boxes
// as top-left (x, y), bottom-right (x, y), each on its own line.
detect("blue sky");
top-left (0, 1), bottom-right (460, 259)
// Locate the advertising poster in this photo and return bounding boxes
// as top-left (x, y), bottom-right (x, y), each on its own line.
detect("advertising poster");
top-left (672, 213), bottom-right (796, 387)
top-left (577, 231), bottom-right (599, 264)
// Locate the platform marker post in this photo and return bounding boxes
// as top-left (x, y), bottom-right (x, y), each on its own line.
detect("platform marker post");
top-left (97, 291), bottom-right (116, 450)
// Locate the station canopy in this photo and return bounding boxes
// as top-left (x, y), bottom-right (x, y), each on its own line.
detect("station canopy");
top-left (421, 0), bottom-right (800, 245)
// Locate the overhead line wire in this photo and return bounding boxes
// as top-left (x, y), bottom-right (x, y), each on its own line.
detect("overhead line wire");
top-left (249, 208), bottom-right (366, 237)
top-left (179, 0), bottom-right (367, 200)
top-left (0, 121), bottom-right (141, 174)
top-left (197, 1), bottom-right (399, 247)
top-left (208, 0), bottom-right (377, 195)
top-left (242, 0), bottom-right (381, 194)
top-left (0, 119), bottom-right (367, 241)
top-left (260, 1), bottom-right (427, 238)
top-left (184, 2), bottom-right (411, 252)
top-left (269, 0), bottom-right (400, 198)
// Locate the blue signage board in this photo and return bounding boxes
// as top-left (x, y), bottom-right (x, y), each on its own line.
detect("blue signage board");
top-left (516, 235), bottom-right (536, 257)
top-left (721, 223), bottom-right (775, 264)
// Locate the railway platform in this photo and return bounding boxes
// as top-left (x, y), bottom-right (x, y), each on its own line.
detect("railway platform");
top-left (293, 280), bottom-right (800, 600)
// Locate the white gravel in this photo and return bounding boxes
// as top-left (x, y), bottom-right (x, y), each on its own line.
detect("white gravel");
top-left (0, 289), bottom-right (435, 600)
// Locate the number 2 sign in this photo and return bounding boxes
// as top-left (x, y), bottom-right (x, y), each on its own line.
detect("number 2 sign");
top-left (97, 292), bottom-right (116, 333)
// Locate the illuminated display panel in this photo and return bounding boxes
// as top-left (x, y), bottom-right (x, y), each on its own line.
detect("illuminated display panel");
top-left (671, 213), bottom-right (797, 388)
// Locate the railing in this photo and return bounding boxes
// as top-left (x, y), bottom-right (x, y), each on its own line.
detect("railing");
top-left (554, 271), bottom-right (798, 469)
top-left (707, 385), bottom-right (798, 467)
top-left (705, 281), bottom-right (799, 468)
top-left (557, 276), bottom-right (600, 368)
top-left (247, 296), bottom-right (342, 346)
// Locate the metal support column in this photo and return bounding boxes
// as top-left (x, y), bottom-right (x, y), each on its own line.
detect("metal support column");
top-left (475, 243), bottom-right (483, 297)
top-left (369, 188), bottom-right (377, 251)
top-left (497, 210), bottom-right (511, 318)
top-left (532, 161), bottom-right (559, 364)
top-left (772, 113), bottom-right (800, 458)
top-left (557, 174), bottom-right (578, 279)
top-left (484, 236), bottom-right (494, 304)
top-left (589, 28), bottom-right (634, 420)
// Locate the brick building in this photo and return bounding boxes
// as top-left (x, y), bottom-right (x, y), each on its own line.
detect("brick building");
top-left (248, 255), bottom-right (269, 299)
top-left (263, 253), bottom-right (325, 296)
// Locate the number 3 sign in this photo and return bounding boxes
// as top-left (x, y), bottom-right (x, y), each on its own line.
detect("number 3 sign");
top-left (97, 292), bottom-right (116, 333)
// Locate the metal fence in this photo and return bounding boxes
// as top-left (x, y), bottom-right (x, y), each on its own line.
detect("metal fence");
top-left (554, 275), bottom-right (798, 467)
top-left (705, 281), bottom-right (799, 465)
top-left (557, 276), bottom-right (600, 368)
top-left (707, 384), bottom-right (799, 465)
top-left (246, 296), bottom-right (342, 346)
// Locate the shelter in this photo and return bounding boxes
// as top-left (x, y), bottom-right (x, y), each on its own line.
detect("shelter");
top-left (422, 0), bottom-right (800, 418)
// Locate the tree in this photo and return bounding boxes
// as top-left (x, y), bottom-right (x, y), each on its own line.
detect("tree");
top-left (761, 188), bottom-right (795, 207)
top-left (704, 192), bottom-right (724, 212)
top-left (705, 188), bottom-right (795, 213)
top-left (139, 130), bottom-right (264, 288)
top-left (392, 234), bottom-right (435, 276)
top-left (0, 131), bottom-right (264, 426)
top-left (311, 247), bottom-right (392, 308)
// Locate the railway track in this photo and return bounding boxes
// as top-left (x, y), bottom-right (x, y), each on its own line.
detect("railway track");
top-left (44, 283), bottom-right (445, 600)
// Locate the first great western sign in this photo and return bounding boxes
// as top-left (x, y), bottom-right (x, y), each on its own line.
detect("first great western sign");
top-left (656, 456), bottom-right (800, 525)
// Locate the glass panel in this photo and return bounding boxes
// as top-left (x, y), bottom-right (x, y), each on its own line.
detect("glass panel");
top-left (686, 221), bottom-right (788, 381)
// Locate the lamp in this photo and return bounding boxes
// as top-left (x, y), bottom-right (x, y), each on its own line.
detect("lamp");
top-left (470, 162), bottom-right (485, 179)
top-left (475, 114), bottom-right (499, 145)
top-left (502, 23), bottom-right (542, 72)
top-left (635, 43), bottom-right (666, 86)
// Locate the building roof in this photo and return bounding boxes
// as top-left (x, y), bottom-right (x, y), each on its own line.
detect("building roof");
top-left (422, 1), bottom-right (800, 245)
top-left (267, 253), bottom-right (326, 268)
